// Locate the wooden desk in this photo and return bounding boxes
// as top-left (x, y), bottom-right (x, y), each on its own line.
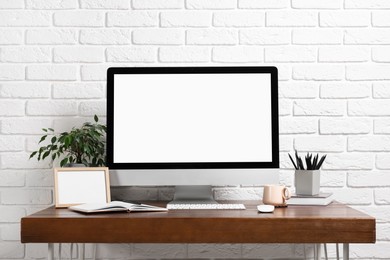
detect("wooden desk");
top-left (21, 201), bottom-right (375, 260)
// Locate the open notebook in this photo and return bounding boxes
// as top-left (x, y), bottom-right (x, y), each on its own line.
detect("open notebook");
top-left (69, 201), bottom-right (168, 213)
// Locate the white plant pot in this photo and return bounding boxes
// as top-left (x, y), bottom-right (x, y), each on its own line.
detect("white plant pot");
top-left (295, 170), bottom-right (320, 196)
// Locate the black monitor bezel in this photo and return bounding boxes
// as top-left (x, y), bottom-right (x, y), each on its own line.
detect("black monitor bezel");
top-left (107, 66), bottom-right (279, 169)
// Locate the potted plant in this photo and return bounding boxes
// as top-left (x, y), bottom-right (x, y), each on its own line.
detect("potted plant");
top-left (288, 151), bottom-right (327, 196)
top-left (30, 115), bottom-right (107, 167)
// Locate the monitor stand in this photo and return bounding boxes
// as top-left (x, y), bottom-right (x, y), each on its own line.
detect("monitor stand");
top-left (168, 185), bottom-right (218, 205)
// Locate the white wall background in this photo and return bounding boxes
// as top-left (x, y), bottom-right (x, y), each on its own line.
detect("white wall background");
top-left (0, 0), bottom-right (389, 259)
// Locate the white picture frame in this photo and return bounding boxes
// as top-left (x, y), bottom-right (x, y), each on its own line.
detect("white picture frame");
top-left (54, 167), bottom-right (111, 208)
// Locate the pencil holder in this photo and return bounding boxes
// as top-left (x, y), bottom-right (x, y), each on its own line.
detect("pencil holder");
top-left (295, 170), bottom-right (320, 196)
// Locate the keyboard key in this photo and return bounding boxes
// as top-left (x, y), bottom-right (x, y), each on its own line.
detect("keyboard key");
top-left (167, 204), bottom-right (245, 210)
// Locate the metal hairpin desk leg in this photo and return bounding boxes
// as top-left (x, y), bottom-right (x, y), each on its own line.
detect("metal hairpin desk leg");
top-left (48, 243), bottom-right (54, 260)
top-left (315, 244), bottom-right (322, 260)
top-left (324, 243), bottom-right (328, 260)
top-left (46, 242), bottom-right (346, 260)
top-left (78, 243), bottom-right (85, 260)
top-left (92, 243), bottom-right (97, 260)
top-left (343, 243), bottom-right (349, 260)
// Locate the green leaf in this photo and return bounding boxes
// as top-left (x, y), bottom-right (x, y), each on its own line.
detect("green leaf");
top-left (64, 136), bottom-right (71, 147)
top-left (42, 128), bottom-right (47, 132)
top-left (39, 135), bottom-right (47, 144)
top-left (58, 135), bottom-right (65, 143)
top-left (60, 158), bottom-right (68, 167)
top-left (29, 151), bottom-right (38, 159)
top-left (98, 158), bottom-right (105, 166)
top-left (51, 136), bottom-right (57, 144)
top-left (42, 151), bottom-right (50, 160)
top-left (94, 115), bottom-right (98, 122)
top-left (48, 128), bottom-right (54, 132)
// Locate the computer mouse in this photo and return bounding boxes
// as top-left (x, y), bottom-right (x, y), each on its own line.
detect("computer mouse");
top-left (257, 204), bottom-right (275, 213)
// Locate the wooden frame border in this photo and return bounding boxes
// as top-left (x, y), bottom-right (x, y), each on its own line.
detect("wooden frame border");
top-left (54, 167), bottom-right (111, 208)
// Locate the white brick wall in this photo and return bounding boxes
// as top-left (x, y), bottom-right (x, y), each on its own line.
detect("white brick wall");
top-left (26, 29), bottom-right (78, 45)
top-left (292, 29), bottom-right (343, 44)
top-left (319, 11), bottom-right (370, 27)
top-left (54, 11), bottom-right (105, 27)
top-left (161, 11), bottom-right (211, 27)
top-left (0, 1), bottom-right (389, 259)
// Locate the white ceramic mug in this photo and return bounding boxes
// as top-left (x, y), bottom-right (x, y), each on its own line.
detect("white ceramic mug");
top-left (262, 185), bottom-right (291, 206)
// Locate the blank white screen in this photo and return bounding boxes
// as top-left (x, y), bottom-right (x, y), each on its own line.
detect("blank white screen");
top-left (57, 171), bottom-right (107, 204)
top-left (114, 73), bottom-right (272, 163)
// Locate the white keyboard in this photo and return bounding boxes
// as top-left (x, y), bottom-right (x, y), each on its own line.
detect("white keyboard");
top-left (167, 204), bottom-right (246, 210)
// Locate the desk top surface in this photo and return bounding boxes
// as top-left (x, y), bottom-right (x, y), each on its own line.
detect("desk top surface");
top-left (21, 201), bottom-right (375, 244)
top-left (25, 200), bottom-right (372, 219)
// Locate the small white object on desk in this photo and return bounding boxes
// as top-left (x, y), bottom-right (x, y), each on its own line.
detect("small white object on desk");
top-left (257, 204), bottom-right (275, 213)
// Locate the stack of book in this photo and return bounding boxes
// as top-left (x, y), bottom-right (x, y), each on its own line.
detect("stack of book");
top-left (287, 193), bottom-right (333, 206)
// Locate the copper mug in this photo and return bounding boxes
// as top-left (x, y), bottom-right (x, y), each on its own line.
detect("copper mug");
top-left (262, 185), bottom-right (291, 207)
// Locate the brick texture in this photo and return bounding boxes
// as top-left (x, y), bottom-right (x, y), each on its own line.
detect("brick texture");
top-left (0, 2), bottom-right (388, 260)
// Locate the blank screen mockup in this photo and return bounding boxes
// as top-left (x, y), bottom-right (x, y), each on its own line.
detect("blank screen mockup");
top-left (113, 73), bottom-right (272, 163)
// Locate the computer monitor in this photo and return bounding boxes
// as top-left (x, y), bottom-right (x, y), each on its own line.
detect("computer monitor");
top-left (107, 67), bottom-right (279, 198)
